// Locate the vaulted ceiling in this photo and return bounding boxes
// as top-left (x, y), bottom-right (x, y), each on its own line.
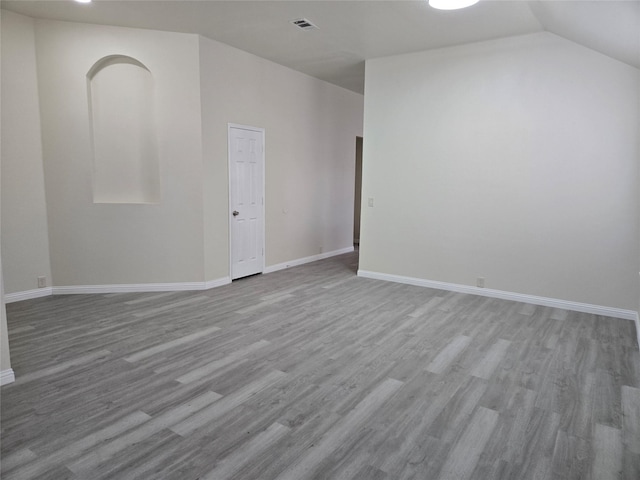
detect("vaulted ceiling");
top-left (2, 0), bottom-right (639, 94)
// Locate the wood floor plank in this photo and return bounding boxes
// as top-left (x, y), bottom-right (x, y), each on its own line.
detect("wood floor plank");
top-left (0, 448), bottom-right (38, 473)
top-left (13, 349), bottom-right (112, 385)
top-left (550, 431), bottom-right (591, 480)
top-left (275, 377), bottom-right (403, 480)
top-left (593, 368), bottom-right (623, 429)
top-left (505, 408), bottom-right (561, 480)
top-left (123, 325), bottom-right (221, 363)
top-left (132, 295), bottom-right (211, 318)
top-left (201, 422), bottom-right (290, 480)
top-left (429, 375), bottom-right (489, 444)
top-left (170, 370), bottom-right (287, 437)
top-left (471, 338), bottom-right (511, 380)
top-left (175, 339), bottom-right (270, 384)
top-left (425, 335), bottom-right (471, 374)
top-left (592, 423), bottom-right (623, 480)
top-left (348, 464), bottom-right (388, 480)
top-left (437, 406), bottom-right (499, 480)
top-left (622, 386), bottom-right (640, 454)
top-left (235, 294), bottom-right (295, 314)
top-left (124, 291), bottom-right (178, 305)
top-left (3, 410), bottom-right (152, 480)
top-left (66, 391), bottom-right (223, 475)
top-left (622, 452), bottom-right (640, 480)
top-left (478, 382), bottom-right (538, 471)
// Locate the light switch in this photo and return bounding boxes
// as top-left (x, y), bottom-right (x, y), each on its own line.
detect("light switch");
top-left (368, 197), bottom-right (374, 207)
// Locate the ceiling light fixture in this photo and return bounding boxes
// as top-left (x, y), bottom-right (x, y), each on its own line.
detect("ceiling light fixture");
top-left (74, 0), bottom-right (92, 4)
top-left (428, 0), bottom-right (479, 10)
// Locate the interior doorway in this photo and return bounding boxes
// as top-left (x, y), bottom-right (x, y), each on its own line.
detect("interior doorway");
top-left (354, 136), bottom-right (363, 248)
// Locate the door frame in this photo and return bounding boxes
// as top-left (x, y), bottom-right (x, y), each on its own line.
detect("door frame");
top-left (227, 123), bottom-right (266, 280)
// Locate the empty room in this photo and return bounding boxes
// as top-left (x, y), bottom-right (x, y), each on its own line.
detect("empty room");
top-left (1, 1), bottom-right (639, 479)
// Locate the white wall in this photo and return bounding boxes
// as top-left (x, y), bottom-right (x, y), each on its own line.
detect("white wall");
top-left (1, 11), bottom-right (52, 294)
top-left (1, 15), bottom-right (363, 293)
top-left (199, 36), bottom-right (364, 279)
top-left (1, 255), bottom-right (12, 383)
top-left (1, 110), bottom-right (13, 380)
top-left (33, 19), bottom-right (206, 287)
top-left (360, 32), bottom-right (639, 311)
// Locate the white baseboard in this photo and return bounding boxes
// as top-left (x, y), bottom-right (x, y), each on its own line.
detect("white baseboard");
top-left (0, 368), bottom-right (15, 386)
top-left (3, 247), bottom-right (355, 301)
top-left (357, 269), bottom-right (638, 322)
top-left (52, 278), bottom-right (232, 295)
top-left (264, 246), bottom-right (354, 274)
top-left (204, 277), bottom-right (232, 289)
top-left (51, 283), bottom-right (202, 295)
top-left (4, 278), bottom-right (232, 301)
top-left (4, 287), bottom-right (53, 304)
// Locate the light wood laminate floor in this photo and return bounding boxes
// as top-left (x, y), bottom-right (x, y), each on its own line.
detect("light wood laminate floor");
top-left (1, 252), bottom-right (639, 479)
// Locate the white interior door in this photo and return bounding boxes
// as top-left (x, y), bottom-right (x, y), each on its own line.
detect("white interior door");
top-left (229, 125), bottom-right (264, 280)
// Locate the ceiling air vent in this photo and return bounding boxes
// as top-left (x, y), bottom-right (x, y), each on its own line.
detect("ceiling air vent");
top-left (290, 18), bottom-right (318, 31)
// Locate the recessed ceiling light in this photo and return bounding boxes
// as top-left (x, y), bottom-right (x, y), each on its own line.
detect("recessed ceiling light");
top-left (74, 0), bottom-right (92, 4)
top-left (429, 0), bottom-right (480, 10)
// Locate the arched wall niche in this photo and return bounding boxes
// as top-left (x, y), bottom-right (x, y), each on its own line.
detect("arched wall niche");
top-left (87, 54), bottom-right (160, 204)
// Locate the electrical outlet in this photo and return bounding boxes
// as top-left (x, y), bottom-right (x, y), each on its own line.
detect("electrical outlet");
top-left (476, 277), bottom-right (485, 288)
top-left (37, 276), bottom-right (47, 288)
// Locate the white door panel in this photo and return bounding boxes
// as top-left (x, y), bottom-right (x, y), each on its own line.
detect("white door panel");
top-left (229, 125), bottom-right (264, 280)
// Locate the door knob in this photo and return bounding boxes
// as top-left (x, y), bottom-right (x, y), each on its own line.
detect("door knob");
top-left (232, 210), bottom-right (239, 216)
